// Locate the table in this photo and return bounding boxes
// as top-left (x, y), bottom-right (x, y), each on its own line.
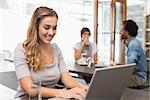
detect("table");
top-left (67, 62), bottom-right (95, 75)
top-left (0, 84), bottom-right (16, 100)
top-left (0, 60), bottom-right (15, 72)
top-left (67, 62), bottom-right (106, 83)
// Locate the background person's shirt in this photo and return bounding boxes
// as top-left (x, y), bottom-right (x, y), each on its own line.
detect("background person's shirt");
top-left (14, 43), bottom-right (68, 98)
top-left (126, 38), bottom-right (147, 80)
top-left (73, 41), bottom-right (97, 63)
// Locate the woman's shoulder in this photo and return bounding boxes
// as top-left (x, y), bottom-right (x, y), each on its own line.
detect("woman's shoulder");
top-left (15, 43), bottom-right (25, 51)
top-left (90, 41), bottom-right (96, 44)
top-left (91, 42), bottom-right (97, 46)
top-left (14, 43), bottom-right (26, 57)
top-left (74, 41), bottom-right (81, 46)
top-left (73, 41), bottom-right (81, 49)
top-left (51, 43), bottom-right (60, 50)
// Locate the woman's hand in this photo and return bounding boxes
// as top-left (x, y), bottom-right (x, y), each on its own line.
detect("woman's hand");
top-left (82, 85), bottom-right (89, 92)
top-left (78, 84), bottom-right (89, 92)
top-left (110, 60), bottom-right (117, 66)
top-left (82, 37), bottom-right (89, 46)
top-left (68, 87), bottom-right (86, 95)
top-left (56, 87), bottom-right (86, 100)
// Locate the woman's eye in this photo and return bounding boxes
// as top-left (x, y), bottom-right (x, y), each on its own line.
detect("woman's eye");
top-left (53, 26), bottom-right (57, 30)
top-left (44, 27), bottom-right (49, 30)
top-left (53, 28), bottom-right (56, 30)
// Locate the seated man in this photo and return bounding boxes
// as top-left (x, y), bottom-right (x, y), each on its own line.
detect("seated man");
top-left (120, 20), bottom-right (147, 88)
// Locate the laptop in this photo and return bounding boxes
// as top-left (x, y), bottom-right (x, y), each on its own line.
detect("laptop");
top-left (85, 63), bottom-right (136, 100)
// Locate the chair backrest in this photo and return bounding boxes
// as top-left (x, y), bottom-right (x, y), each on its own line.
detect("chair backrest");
top-left (0, 71), bottom-right (18, 90)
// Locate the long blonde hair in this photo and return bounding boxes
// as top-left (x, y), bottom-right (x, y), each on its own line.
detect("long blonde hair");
top-left (23, 6), bottom-right (58, 72)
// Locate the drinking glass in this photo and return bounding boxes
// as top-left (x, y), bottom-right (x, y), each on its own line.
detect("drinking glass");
top-left (29, 80), bottom-right (42, 100)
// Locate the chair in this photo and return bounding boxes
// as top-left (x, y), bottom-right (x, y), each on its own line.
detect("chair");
top-left (0, 71), bottom-right (18, 90)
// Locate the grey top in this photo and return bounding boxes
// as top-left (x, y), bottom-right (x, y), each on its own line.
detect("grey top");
top-left (14, 43), bottom-right (68, 98)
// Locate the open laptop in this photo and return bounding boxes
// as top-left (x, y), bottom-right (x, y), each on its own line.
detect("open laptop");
top-left (85, 63), bottom-right (136, 100)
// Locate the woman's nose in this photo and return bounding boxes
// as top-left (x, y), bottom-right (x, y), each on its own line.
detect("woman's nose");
top-left (48, 29), bottom-right (54, 36)
top-left (86, 35), bottom-right (89, 38)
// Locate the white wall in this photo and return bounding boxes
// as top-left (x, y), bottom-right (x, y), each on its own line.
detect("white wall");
top-left (145, 0), bottom-right (150, 15)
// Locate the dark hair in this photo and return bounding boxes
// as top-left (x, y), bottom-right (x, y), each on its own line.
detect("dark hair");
top-left (81, 27), bottom-right (91, 37)
top-left (123, 20), bottom-right (138, 37)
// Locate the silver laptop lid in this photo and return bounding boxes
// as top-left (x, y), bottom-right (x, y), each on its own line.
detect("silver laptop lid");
top-left (85, 63), bottom-right (136, 100)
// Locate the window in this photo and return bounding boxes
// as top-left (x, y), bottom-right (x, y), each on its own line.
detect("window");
top-left (0, 0), bottom-right (94, 62)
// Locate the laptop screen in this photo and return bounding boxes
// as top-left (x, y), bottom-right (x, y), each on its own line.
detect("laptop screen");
top-left (85, 63), bottom-right (135, 100)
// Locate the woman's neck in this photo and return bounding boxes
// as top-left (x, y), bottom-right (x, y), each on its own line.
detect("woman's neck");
top-left (39, 42), bottom-right (51, 51)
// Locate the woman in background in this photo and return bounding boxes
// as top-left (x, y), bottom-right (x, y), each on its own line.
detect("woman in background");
top-left (73, 27), bottom-right (98, 64)
top-left (73, 27), bottom-right (98, 83)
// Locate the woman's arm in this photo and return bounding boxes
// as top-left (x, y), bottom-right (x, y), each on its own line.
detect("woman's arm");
top-left (92, 42), bottom-right (98, 64)
top-left (74, 43), bottom-right (84, 61)
top-left (74, 49), bottom-right (82, 61)
top-left (93, 52), bottom-right (98, 64)
top-left (20, 76), bottom-right (86, 99)
top-left (19, 76), bottom-right (64, 97)
top-left (60, 72), bottom-right (88, 91)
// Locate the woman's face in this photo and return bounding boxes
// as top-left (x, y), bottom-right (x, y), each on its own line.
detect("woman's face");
top-left (38, 16), bottom-right (57, 44)
top-left (82, 31), bottom-right (90, 40)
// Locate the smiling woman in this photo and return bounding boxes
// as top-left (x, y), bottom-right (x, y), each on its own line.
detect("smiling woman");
top-left (13, 6), bottom-right (87, 99)
top-left (23, 7), bottom-right (59, 72)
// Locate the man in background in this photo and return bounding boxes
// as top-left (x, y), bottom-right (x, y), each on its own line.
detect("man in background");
top-left (120, 20), bottom-right (147, 88)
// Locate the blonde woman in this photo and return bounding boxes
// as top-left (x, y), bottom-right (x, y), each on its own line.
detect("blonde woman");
top-left (14, 6), bottom-right (87, 99)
